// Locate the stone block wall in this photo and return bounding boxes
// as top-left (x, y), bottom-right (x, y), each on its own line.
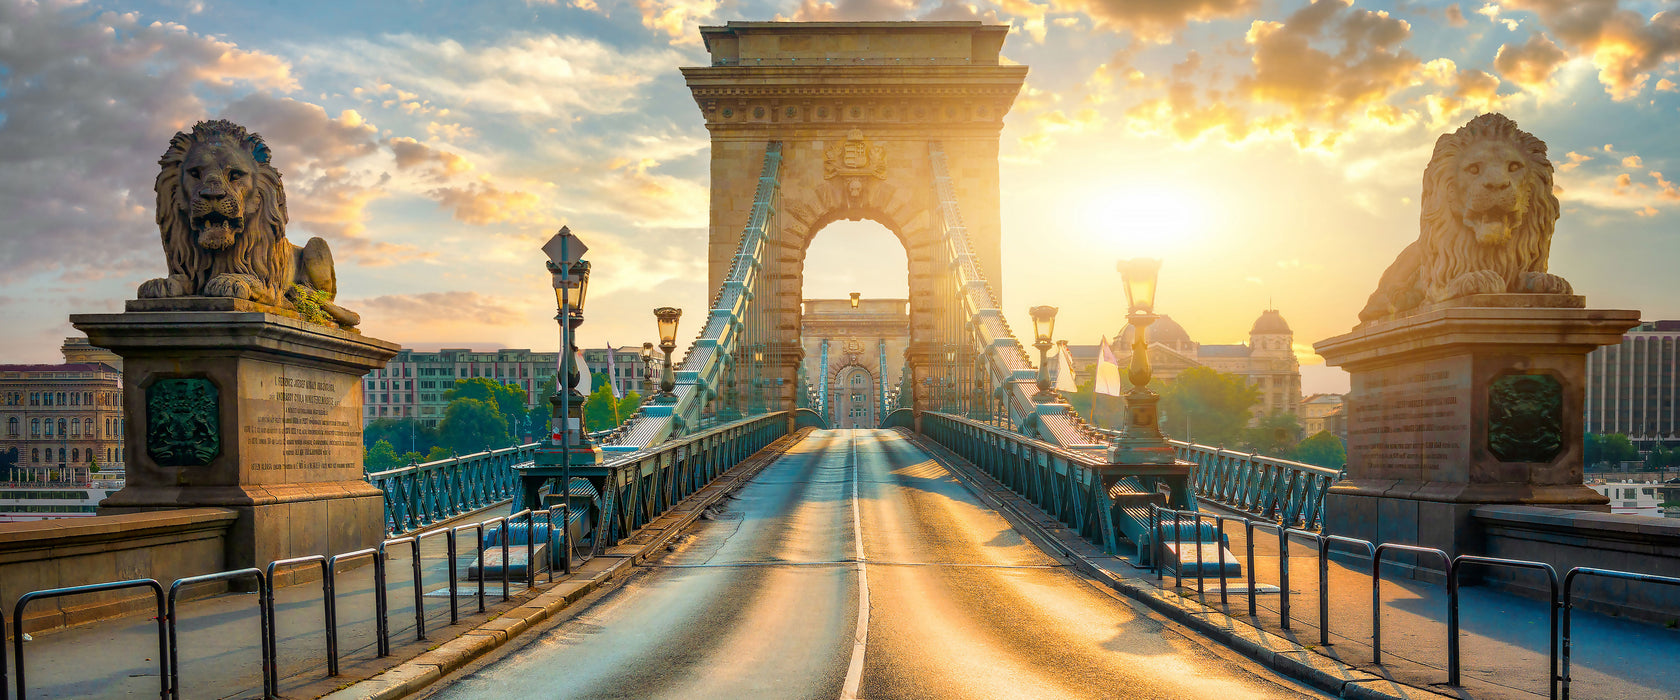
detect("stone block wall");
top-left (0, 509), bottom-right (236, 633)
top-left (1473, 505), bottom-right (1680, 624)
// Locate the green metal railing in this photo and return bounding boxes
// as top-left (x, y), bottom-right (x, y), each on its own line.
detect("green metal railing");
top-left (1171, 440), bottom-right (1340, 529)
top-left (368, 444), bottom-right (530, 536)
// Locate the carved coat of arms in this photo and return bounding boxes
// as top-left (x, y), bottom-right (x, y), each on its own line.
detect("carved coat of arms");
top-left (824, 129), bottom-right (888, 206)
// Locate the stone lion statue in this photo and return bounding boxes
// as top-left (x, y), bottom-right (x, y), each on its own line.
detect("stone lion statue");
top-left (138, 119), bottom-right (359, 328)
top-left (1358, 113), bottom-right (1571, 323)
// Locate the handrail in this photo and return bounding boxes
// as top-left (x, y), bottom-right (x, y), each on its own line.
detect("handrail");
top-left (1169, 439), bottom-right (1341, 529)
top-left (367, 442), bottom-right (533, 536)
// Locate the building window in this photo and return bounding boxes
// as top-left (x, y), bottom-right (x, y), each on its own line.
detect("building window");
top-left (57, 419), bottom-right (66, 437)
top-left (56, 392), bottom-right (65, 406)
top-left (31, 419), bottom-right (40, 438)
top-left (70, 393), bottom-right (79, 406)
top-left (43, 420), bottom-right (52, 438)
top-left (57, 448), bottom-right (65, 463)
top-left (42, 393), bottom-right (52, 407)
top-left (6, 417), bottom-right (15, 437)
top-left (71, 448), bottom-right (78, 462)
top-left (31, 448), bottom-right (38, 463)
top-left (70, 419), bottom-right (79, 437)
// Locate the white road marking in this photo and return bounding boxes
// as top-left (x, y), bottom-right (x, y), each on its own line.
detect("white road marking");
top-left (840, 430), bottom-right (871, 700)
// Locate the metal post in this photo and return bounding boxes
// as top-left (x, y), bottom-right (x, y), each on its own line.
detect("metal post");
top-left (1279, 526), bottom-right (1290, 630)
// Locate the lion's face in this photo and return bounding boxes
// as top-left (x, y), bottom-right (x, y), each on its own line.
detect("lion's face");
top-left (180, 139), bottom-right (262, 251)
top-left (1450, 139), bottom-right (1533, 246)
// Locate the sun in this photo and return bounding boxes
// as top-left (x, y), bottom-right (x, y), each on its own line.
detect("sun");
top-left (1074, 184), bottom-right (1209, 257)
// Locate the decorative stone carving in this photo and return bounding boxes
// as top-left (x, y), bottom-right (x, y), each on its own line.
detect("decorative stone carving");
top-left (1358, 114), bottom-right (1572, 323)
top-left (145, 377), bottom-right (220, 467)
top-left (825, 129), bottom-right (888, 207)
top-left (1487, 373), bottom-right (1563, 463)
top-left (137, 120), bottom-right (360, 329)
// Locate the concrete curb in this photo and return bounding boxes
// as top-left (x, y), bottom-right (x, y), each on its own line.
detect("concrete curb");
top-left (900, 430), bottom-right (1453, 700)
top-left (319, 428), bottom-right (813, 700)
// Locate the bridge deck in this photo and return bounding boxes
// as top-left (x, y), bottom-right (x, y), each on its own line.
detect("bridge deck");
top-left (430, 429), bottom-right (1314, 699)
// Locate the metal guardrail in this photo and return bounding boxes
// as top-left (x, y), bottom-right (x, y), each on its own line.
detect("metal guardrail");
top-left (367, 443), bottom-right (533, 536)
top-left (1143, 502), bottom-right (1670, 700)
top-left (1169, 440), bottom-right (1341, 530)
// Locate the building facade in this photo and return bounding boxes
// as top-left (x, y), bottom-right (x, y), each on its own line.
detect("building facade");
top-left (0, 360), bottom-right (126, 483)
top-left (1301, 393), bottom-right (1345, 436)
top-left (364, 346), bottom-right (658, 428)
top-left (799, 299), bottom-right (911, 429)
top-left (1111, 309), bottom-right (1303, 423)
top-left (1586, 320), bottom-right (1678, 451)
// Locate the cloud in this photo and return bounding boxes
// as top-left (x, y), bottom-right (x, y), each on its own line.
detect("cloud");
top-left (1499, 0), bottom-right (1680, 99)
top-left (1445, 3), bottom-right (1468, 27)
top-left (0, 1), bottom-right (298, 281)
top-left (1048, 0), bottom-right (1258, 42)
top-left (1558, 150), bottom-right (1593, 171)
top-left (297, 33), bottom-right (681, 119)
top-left (428, 181), bottom-right (545, 226)
top-left (1493, 31), bottom-right (1570, 91)
top-left (387, 137), bottom-right (474, 178)
top-left (1622, 155), bottom-right (1643, 169)
top-left (786, 0), bottom-right (917, 20)
top-left (347, 291), bottom-right (526, 327)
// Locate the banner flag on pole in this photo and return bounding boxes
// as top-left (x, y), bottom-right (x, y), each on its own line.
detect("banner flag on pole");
top-left (1095, 336), bottom-right (1123, 397)
top-left (1054, 343), bottom-right (1079, 393)
top-left (604, 342), bottom-right (621, 399)
top-left (575, 348), bottom-right (591, 397)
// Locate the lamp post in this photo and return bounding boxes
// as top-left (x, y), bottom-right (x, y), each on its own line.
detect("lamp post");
top-left (1109, 258), bottom-right (1174, 464)
top-left (654, 308), bottom-right (680, 404)
top-left (1029, 305), bottom-right (1058, 403)
top-left (750, 347), bottom-right (766, 414)
top-left (527, 226), bottom-right (603, 522)
top-left (640, 342), bottom-right (655, 396)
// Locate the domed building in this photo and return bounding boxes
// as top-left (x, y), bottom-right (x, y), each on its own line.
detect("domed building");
top-left (1112, 309), bottom-right (1302, 423)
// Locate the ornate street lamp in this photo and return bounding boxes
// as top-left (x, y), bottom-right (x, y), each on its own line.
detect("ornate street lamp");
top-left (640, 342), bottom-right (655, 396)
top-left (524, 227), bottom-right (602, 525)
top-left (1029, 305), bottom-right (1058, 403)
top-left (654, 307), bottom-right (681, 404)
top-left (1110, 258), bottom-right (1174, 464)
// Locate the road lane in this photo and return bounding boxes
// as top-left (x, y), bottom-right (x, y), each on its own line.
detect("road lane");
top-left (431, 429), bottom-right (1318, 700)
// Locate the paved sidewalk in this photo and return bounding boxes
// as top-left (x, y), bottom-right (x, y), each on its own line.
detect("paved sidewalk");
top-left (15, 502), bottom-right (553, 699)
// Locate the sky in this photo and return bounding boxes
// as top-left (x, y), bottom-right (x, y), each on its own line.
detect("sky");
top-left (2, 0), bottom-right (1678, 396)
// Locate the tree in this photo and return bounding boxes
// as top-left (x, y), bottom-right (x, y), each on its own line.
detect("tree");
top-left (1243, 412), bottom-right (1304, 456)
top-left (1158, 366), bottom-right (1259, 447)
top-left (581, 375), bottom-right (619, 432)
top-left (365, 439), bottom-right (402, 472)
top-left (363, 417), bottom-right (439, 455)
top-left (425, 445), bottom-right (452, 461)
top-left (1292, 431), bottom-right (1347, 469)
top-left (617, 390), bottom-right (644, 422)
top-left (446, 378), bottom-right (529, 431)
top-left (437, 398), bottom-right (511, 454)
top-left (1586, 433), bottom-right (1640, 468)
top-left (527, 375), bottom-right (559, 437)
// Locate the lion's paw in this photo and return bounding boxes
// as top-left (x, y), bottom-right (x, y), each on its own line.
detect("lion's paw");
top-left (203, 274), bottom-right (257, 300)
top-left (1447, 270), bottom-right (1507, 298)
top-left (1517, 271), bottom-right (1573, 295)
top-left (138, 275), bottom-right (189, 299)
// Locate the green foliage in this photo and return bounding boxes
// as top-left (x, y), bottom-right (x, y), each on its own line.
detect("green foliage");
top-left (1292, 431), bottom-right (1347, 469)
top-left (426, 446), bottom-right (452, 461)
top-left (289, 284), bottom-right (335, 326)
top-left (582, 375), bottom-right (618, 432)
top-left (438, 398), bottom-right (511, 454)
top-left (528, 375), bottom-right (559, 436)
top-left (1645, 444), bottom-right (1680, 470)
top-left (446, 377), bottom-right (529, 428)
top-left (1585, 433), bottom-right (1641, 468)
top-left (364, 439), bottom-right (402, 472)
top-left (1159, 367), bottom-right (1260, 447)
top-left (1243, 412), bottom-right (1304, 456)
top-left (363, 418), bottom-right (440, 454)
top-left (618, 390), bottom-right (644, 421)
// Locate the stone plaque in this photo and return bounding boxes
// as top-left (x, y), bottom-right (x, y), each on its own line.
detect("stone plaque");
top-left (1346, 358), bottom-right (1470, 481)
top-left (1487, 373), bottom-right (1563, 463)
top-left (239, 360), bottom-right (364, 484)
top-left (146, 377), bottom-right (221, 467)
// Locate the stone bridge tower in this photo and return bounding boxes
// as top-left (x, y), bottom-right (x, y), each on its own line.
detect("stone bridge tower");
top-left (682, 21), bottom-right (1027, 411)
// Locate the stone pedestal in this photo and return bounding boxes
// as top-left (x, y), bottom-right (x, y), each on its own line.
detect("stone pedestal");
top-left (1313, 295), bottom-right (1639, 562)
top-left (71, 300), bottom-right (399, 570)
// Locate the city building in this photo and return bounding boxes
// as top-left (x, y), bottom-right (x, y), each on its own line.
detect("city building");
top-left (364, 346), bottom-right (660, 428)
top-left (60, 337), bottom-right (122, 371)
top-left (582, 346), bottom-right (661, 398)
top-left (800, 299), bottom-right (911, 429)
top-left (1586, 320), bottom-right (1679, 451)
top-left (0, 357), bottom-right (126, 483)
top-left (1301, 393), bottom-right (1345, 436)
top-left (1111, 309), bottom-right (1303, 422)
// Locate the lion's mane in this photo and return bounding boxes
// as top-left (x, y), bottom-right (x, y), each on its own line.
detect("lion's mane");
top-left (155, 120), bottom-right (294, 306)
top-left (1416, 113), bottom-right (1559, 300)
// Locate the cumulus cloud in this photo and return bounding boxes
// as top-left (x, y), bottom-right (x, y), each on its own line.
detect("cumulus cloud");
top-left (1049, 0), bottom-right (1258, 42)
top-left (0, 0), bottom-right (298, 281)
top-left (387, 137), bottom-right (474, 178)
top-left (1445, 3), bottom-right (1468, 27)
top-left (1494, 31), bottom-right (1571, 90)
top-left (1499, 0), bottom-right (1680, 99)
top-left (297, 33), bottom-right (681, 119)
top-left (428, 181), bottom-right (544, 226)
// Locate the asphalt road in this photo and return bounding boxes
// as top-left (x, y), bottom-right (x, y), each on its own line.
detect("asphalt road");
top-left (431, 429), bottom-right (1319, 700)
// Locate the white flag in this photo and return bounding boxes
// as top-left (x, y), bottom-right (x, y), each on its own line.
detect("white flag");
top-left (1054, 343), bottom-right (1079, 393)
top-left (1095, 336), bottom-right (1123, 397)
top-left (603, 342), bottom-right (621, 399)
top-left (575, 348), bottom-right (591, 396)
